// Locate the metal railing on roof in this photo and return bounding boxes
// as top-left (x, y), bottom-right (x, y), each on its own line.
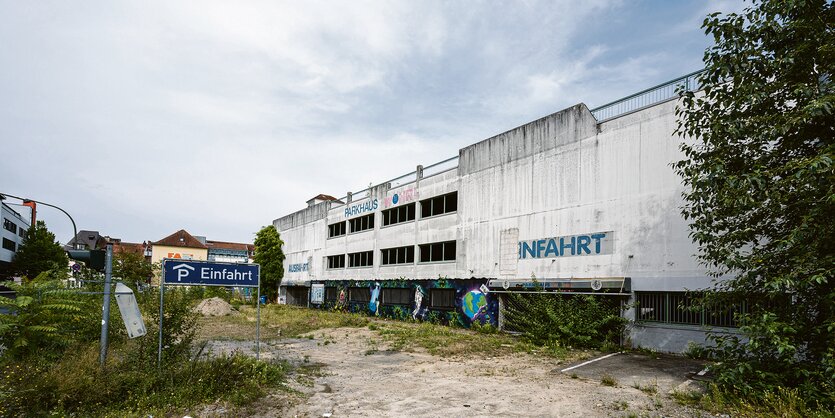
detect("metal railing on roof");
top-left (328, 71), bottom-right (703, 207)
top-left (590, 70), bottom-right (703, 122)
top-left (422, 155), bottom-right (459, 178)
top-left (332, 154), bottom-right (460, 204)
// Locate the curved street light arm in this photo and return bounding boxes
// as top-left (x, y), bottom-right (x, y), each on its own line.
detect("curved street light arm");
top-left (0, 192), bottom-right (78, 249)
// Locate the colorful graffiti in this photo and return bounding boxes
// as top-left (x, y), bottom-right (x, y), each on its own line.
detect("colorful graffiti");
top-left (312, 277), bottom-right (498, 328)
top-left (369, 282), bottom-right (382, 315)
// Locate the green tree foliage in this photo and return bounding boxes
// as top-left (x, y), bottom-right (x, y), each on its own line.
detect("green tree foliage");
top-left (253, 225), bottom-right (285, 302)
top-left (675, 0), bottom-right (834, 405)
top-left (113, 250), bottom-right (153, 285)
top-left (11, 220), bottom-right (69, 279)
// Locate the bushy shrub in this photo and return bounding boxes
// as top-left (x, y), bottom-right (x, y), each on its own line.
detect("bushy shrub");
top-left (504, 292), bottom-right (625, 349)
top-left (0, 273), bottom-right (100, 360)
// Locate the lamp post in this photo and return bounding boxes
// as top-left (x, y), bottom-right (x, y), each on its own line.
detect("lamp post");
top-left (0, 192), bottom-right (78, 248)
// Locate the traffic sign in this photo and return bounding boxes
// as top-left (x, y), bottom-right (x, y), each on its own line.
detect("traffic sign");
top-left (162, 259), bottom-right (260, 287)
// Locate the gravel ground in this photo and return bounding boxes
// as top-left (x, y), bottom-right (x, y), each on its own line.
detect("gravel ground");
top-left (198, 326), bottom-right (709, 417)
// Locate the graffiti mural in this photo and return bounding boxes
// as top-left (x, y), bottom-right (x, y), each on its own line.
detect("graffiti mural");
top-left (311, 277), bottom-right (498, 328)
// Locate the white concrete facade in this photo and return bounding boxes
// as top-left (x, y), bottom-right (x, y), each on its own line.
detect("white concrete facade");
top-left (273, 97), bottom-right (721, 353)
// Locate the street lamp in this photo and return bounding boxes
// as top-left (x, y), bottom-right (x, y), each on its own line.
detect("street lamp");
top-left (0, 192), bottom-right (78, 249)
top-left (0, 192), bottom-right (114, 366)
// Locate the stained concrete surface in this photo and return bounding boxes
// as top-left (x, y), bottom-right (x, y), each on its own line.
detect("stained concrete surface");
top-left (557, 352), bottom-right (708, 393)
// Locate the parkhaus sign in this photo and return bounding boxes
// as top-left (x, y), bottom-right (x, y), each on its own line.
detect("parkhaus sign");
top-left (518, 231), bottom-right (614, 259)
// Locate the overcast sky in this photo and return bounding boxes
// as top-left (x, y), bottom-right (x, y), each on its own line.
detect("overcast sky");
top-left (0, 0), bottom-right (744, 245)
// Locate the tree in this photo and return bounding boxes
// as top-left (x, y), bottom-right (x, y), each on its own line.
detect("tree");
top-left (253, 225), bottom-right (285, 302)
top-left (675, 0), bottom-right (834, 404)
top-left (113, 250), bottom-right (153, 285)
top-left (11, 220), bottom-right (69, 279)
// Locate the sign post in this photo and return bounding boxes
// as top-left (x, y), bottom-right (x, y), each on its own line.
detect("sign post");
top-left (159, 259), bottom-right (261, 365)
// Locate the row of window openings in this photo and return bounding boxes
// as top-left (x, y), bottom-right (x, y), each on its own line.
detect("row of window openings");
top-left (326, 241), bottom-right (456, 269)
top-left (326, 287), bottom-right (457, 309)
top-left (3, 218), bottom-right (26, 237)
top-left (328, 192), bottom-right (458, 238)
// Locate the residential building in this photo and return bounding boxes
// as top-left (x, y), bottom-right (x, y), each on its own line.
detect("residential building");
top-left (150, 229), bottom-right (208, 264)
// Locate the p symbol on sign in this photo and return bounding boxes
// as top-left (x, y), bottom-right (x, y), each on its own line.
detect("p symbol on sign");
top-left (172, 264), bottom-right (195, 282)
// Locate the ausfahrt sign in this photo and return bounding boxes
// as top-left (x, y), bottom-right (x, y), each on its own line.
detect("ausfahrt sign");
top-left (162, 259), bottom-right (260, 287)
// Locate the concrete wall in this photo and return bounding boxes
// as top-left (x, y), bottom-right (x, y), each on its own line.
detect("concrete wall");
top-left (271, 99), bottom-right (716, 352)
top-left (458, 101), bottom-right (708, 289)
top-left (628, 323), bottom-right (742, 354)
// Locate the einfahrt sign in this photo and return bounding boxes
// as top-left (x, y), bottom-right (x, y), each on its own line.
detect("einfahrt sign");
top-left (162, 259), bottom-right (260, 287)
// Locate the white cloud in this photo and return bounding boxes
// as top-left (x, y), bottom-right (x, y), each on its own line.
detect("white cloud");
top-left (0, 0), bottom-right (740, 243)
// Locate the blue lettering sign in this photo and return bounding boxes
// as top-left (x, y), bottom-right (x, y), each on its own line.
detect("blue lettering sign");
top-left (288, 263), bottom-right (309, 273)
top-left (518, 232), bottom-right (613, 259)
top-left (344, 199), bottom-right (379, 218)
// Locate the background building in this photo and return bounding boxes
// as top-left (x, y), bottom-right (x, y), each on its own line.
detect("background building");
top-left (0, 201), bottom-right (31, 278)
top-left (150, 229), bottom-right (208, 264)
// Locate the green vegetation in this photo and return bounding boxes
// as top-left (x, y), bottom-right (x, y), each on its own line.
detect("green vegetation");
top-left (196, 304), bottom-right (370, 341)
top-left (113, 250), bottom-right (154, 285)
top-left (253, 225), bottom-right (285, 302)
top-left (632, 380), bottom-right (658, 395)
top-left (503, 291), bottom-right (626, 350)
top-left (10, 220), bottom-right (68, 279)
top-left (0, 345), bottom-right (288, 417)
top-left (600, 374), bottom-right (618, 387)
top-left (0, 275), bottom-right (99, 360)
top-left (675, 0), bottom-right (835, 413)
top-left (0, 267), bottom-right (291, 416)
top-left (198, 304), bottom-right (584, 360)
top-left (375, 321), bottom-right (530, 357)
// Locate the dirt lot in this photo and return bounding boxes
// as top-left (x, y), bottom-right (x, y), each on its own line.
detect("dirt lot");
top-left (196, 311), bottom-right (709, 417)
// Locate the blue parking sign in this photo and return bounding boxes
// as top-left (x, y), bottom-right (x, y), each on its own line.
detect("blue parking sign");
top-left (162, 259), bottom-right (260, 287)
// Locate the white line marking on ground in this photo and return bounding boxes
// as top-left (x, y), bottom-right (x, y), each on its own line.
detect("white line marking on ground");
top-left (560, 352), bottom-right (621, 373)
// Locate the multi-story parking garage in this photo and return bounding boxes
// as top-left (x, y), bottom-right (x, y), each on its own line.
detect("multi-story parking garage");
top-left (273, 71), bottom-right (737, 352)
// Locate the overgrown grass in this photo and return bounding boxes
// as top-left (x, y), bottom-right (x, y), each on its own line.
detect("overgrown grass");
top-left (199, 304), bottom-right (589, 360)
top-left (631, 380), bottom-right (658, 395)
top-left (672, 384), bottom-right (835, 418)
top-left (0, 281), bottom-right (297, 417)
top-left (373, 321), bottom-right (578, 359)
top-left (196, 304), bottom-right (370, 340)
top-left (600, 374), bottom-right (618, 387)
top-left (0, 343), bottom-right (290, 417)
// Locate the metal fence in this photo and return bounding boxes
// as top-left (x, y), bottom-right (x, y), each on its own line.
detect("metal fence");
top-left (636, 291), bottom-right (739, 328)
top-left (590, 70), bottom-right (703, 122)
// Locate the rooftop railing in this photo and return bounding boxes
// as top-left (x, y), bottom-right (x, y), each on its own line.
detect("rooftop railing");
top-left (328, 70), bottom-right (703, 207)
top-left (590, 70), bottom-right (703, 122)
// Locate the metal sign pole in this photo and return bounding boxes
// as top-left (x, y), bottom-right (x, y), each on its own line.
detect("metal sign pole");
top-left (256, 269), bottom-right (261, 360)
top-left (99, 243), bottom-right (113, 367)
top-left (157, 259), bottom-right (260, 362)
top-left (157, 260), bottom-right (165, 367)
